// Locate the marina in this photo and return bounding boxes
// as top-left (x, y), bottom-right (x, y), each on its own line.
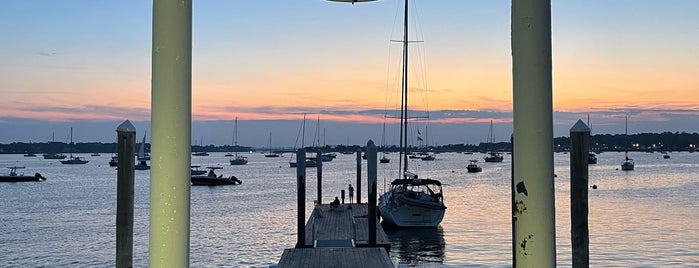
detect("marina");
top-left (1, 151), bottom-right (697, 266)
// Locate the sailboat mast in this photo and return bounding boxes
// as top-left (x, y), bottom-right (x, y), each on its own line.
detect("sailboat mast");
top-left (625, 115), bottom-right (628, 159)
top-left (401, 0), bottom-right (409, 174)
top-left (69, 127), bottom-right (73, 158)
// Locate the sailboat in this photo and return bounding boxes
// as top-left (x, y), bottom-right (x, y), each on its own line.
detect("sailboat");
top-left (621, 115), bottom-right (635, 171)
top-left (135, 131), bottom-right (150, 170)
top-left (378, 0), bottom-right (446, 228)
top-left (60, 127), bottom-right (89, 164)
top-left (483, 120), bottom-right (504, 162)
top-left (43, 132), bottom-right (67, 159)
top-left (264, 132), bottom-right (281, 157)
top-left (289, 114), bottom-right (318, 168)
top-left (229, 117), bottom-right (248, 165)
top-left (380, 119), bottom-right (390, 163)
top-left (192, 136), bottom-right (209, 156)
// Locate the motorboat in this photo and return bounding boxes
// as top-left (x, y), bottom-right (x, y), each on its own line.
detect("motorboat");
top-left (420, 154), bottom-right (436, 161)
top-left (191, 167), bottom-right (242, 186)
top-left (190, 165), bottom-right (207, 175)
top-left (588, 153), bottom-right (598, 164)
top-left (108, 155), bottom-right (118, 167)
top-left (378, 0), bottom-right (446, 228)
top-left (467, 160), bottom-right (482, 173)
top-left (1, 166), bottom-right (46, 182)
top-left (135, 160), bottom-right (150, 170)
top-left (43, 153), bottom-right (67, 159)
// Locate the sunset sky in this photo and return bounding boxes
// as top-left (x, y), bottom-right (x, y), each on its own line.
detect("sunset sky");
top-left (1, 0), bottom-right (697, 147)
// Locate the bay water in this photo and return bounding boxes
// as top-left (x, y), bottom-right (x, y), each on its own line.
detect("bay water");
top-left (1, 151), bottom-right (697, 267)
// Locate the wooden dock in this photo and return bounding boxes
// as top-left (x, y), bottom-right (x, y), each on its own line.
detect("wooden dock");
top-left (276, 204), bottom-right (394, 268)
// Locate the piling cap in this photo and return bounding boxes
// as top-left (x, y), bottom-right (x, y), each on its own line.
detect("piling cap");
top-left (570, 119), bottom-right (590, 133)
top-left (116, 120), bottom-right (136, 133)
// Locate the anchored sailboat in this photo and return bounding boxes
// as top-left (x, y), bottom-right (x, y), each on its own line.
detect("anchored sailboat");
top-left (378, 0), bottom-right (446, 228)
top-left (229, 117), bottom-right (249, 165)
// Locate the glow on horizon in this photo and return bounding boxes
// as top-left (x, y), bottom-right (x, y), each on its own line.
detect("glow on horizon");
top-left (1, 0), bottom-right (697, 126)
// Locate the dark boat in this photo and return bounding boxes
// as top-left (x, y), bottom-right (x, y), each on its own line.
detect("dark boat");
top-left (467, 160), bottom-right (482, 173)
top-left (108, 156), bottom-right (118, 167)
top-left (191, 167), bottom-right (242, 186)
top-left (588, 153), bottom-right (598, 164)
top-left (1, 166), bottom-right (46, 182)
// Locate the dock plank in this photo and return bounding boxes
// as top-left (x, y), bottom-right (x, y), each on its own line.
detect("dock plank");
top-left (277, 248), bottom-right (394, 268)
top-left (304, 204), bottom-right (390, 249)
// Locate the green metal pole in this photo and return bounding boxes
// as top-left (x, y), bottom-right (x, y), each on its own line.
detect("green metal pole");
top-left (511, 0), bottom-right (556, 266)
top-left (150, 0), bottom-right (192, 267)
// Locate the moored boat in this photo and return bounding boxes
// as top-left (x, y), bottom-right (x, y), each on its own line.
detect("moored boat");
top-left (467, 160), bottom-right (482, 173)
top-left (1, 166), bottom-right (46, 182)
top-left (191, 167), bottom-right (242, 186)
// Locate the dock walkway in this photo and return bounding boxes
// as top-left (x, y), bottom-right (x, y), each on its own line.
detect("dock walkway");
top-left (276, 203), bottom-right (394, 268)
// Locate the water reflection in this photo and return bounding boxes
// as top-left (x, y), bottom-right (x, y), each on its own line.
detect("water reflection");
top-left (384, 225), bottom-right (446, 265)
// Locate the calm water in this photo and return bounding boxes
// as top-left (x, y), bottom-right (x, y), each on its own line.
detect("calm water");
top-left (1, 151), bottom-right (697, 267)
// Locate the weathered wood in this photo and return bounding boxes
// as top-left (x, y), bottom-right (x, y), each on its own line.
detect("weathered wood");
top-left (570, 120), bottom-right (590, 267)
top-left (278, 248), bottom-right (393, 268)
top-left (116, 121), bottom-right (136, 268)
top-left (296, 149), bottom-right (306, 248)
top-left (304, 204), bottom-right (390, 249)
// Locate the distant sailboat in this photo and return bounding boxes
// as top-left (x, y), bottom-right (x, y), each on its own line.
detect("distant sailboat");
top-left (229, 117), bottom-right (248, 165)
top-left (43, 132), bottom-right (67, 159)
top-left (289, 114), bottom-right (317, 168)
top-left (135, 131), bottom-right (150, 170)
top-left (192, 136), bottom-right (209, 156)
top-left (265, 132), bottom-right (280, 157)
top-left (484, 120), bottom-right (504, 163)
top-left (621, 115), bottom-right (634, 171)
top-left (60, 127), bottom-right (89, 164)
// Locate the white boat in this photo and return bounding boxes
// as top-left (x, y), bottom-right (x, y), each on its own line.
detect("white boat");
top-left (1, 166), bottom-right (46, 182)
top-left (229, 117), bottom-right (248, 165)
top-left (135, 132), bottom-right (150, 170)
top-left (483, 120), bottom-right (503, 162)
top-left (467, 160), bottom-right (482, 173)
top-left (378, 0), bottom-right (446, 228)
top-left (137, 131), bottom-right (150, 161)
top-left (60, 127), bottom-right (89, 164)
top-left (621, 116), bottom-right (634, 171)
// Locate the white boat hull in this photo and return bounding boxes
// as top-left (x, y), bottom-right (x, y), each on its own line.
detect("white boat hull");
top-left (379, 192), bottom-right (445, 228)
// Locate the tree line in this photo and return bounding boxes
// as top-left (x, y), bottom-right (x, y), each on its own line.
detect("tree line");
top-left (1, 131), bottom-right (697, 154)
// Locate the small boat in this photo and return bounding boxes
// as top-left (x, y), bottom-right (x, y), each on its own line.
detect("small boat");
top-left (43, 153), bottom-right (67, 159)
top-left (378, 0), bottom-right (446, 228)
top-left (663, 153), bottom-right (670, 159)
top-left (1, 166), bottom-right (46, 182)
top-left (108, 155), bottom-right (118, 167)
top-left (229, 117), bottom-right (249, 165)
top-left (60, 128), bottom-right (89, 164)
top-left (289, 114), bottom-right (317, 168)
top-left (420, 154), bottom-right (436, 161)
top-left (620, 116), bottom-right (634, 171)
top-left (135, 160), bottom-right (150, 170)
top-left (467, 160), bottom-right (482, 173)
top-left (191, 167), bottom-right (242, 186)
top-left (91, 153), bottom-right (101, 156)
top-left (265, 133), bottom-right (281, 157)
top-left (24, 152), bottom-right (37, 157)
top-left (289, 159), bottom-right (318, 168)
top-left (190, 165), bottom-right (207, 175)
top-left (588, 153), bottom-right (598, 164)
top-left (380, 156), bottom-right (390, 163)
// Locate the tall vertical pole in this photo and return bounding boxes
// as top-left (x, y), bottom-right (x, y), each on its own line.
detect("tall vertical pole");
top-left (511, 0), bottom-right (556, 266)
top-left (367, 140), bottom-right (377, 247)
top-left (296, 149), bottom-right (306, 248)
top-left (116, 120), bottom-right (136, 268)
top-left (356, 150), bottom-right (362, 204)
top-left (317, 149), bottom-right (323, 205)
top-left (150, 0), bottom-right (192, 267)
top-left (570, 120), bottom-right (590, 268)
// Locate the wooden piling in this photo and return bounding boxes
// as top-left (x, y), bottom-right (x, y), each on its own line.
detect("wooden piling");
top-left (317, 149), bottom-right (322, 206)
top-left (296, 149), bottom-right (306, 248)
top-left (367, 140), bottom-right (377, 247)
top-left (356, 150), bottom-right (362, 204)
top-left (116, 120), bottom-right (136, 268)
top-left (570, 120), bottom-right (590, 268)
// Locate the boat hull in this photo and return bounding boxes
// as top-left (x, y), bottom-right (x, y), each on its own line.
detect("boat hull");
top-left (1, 174), bottom-right (46, 182)
top-left (191, 175), bottom-right (242, 186)
top-left (467, 166), bottom-right (482, 173)
top-left (378, 192), bottom-right (446, 228)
